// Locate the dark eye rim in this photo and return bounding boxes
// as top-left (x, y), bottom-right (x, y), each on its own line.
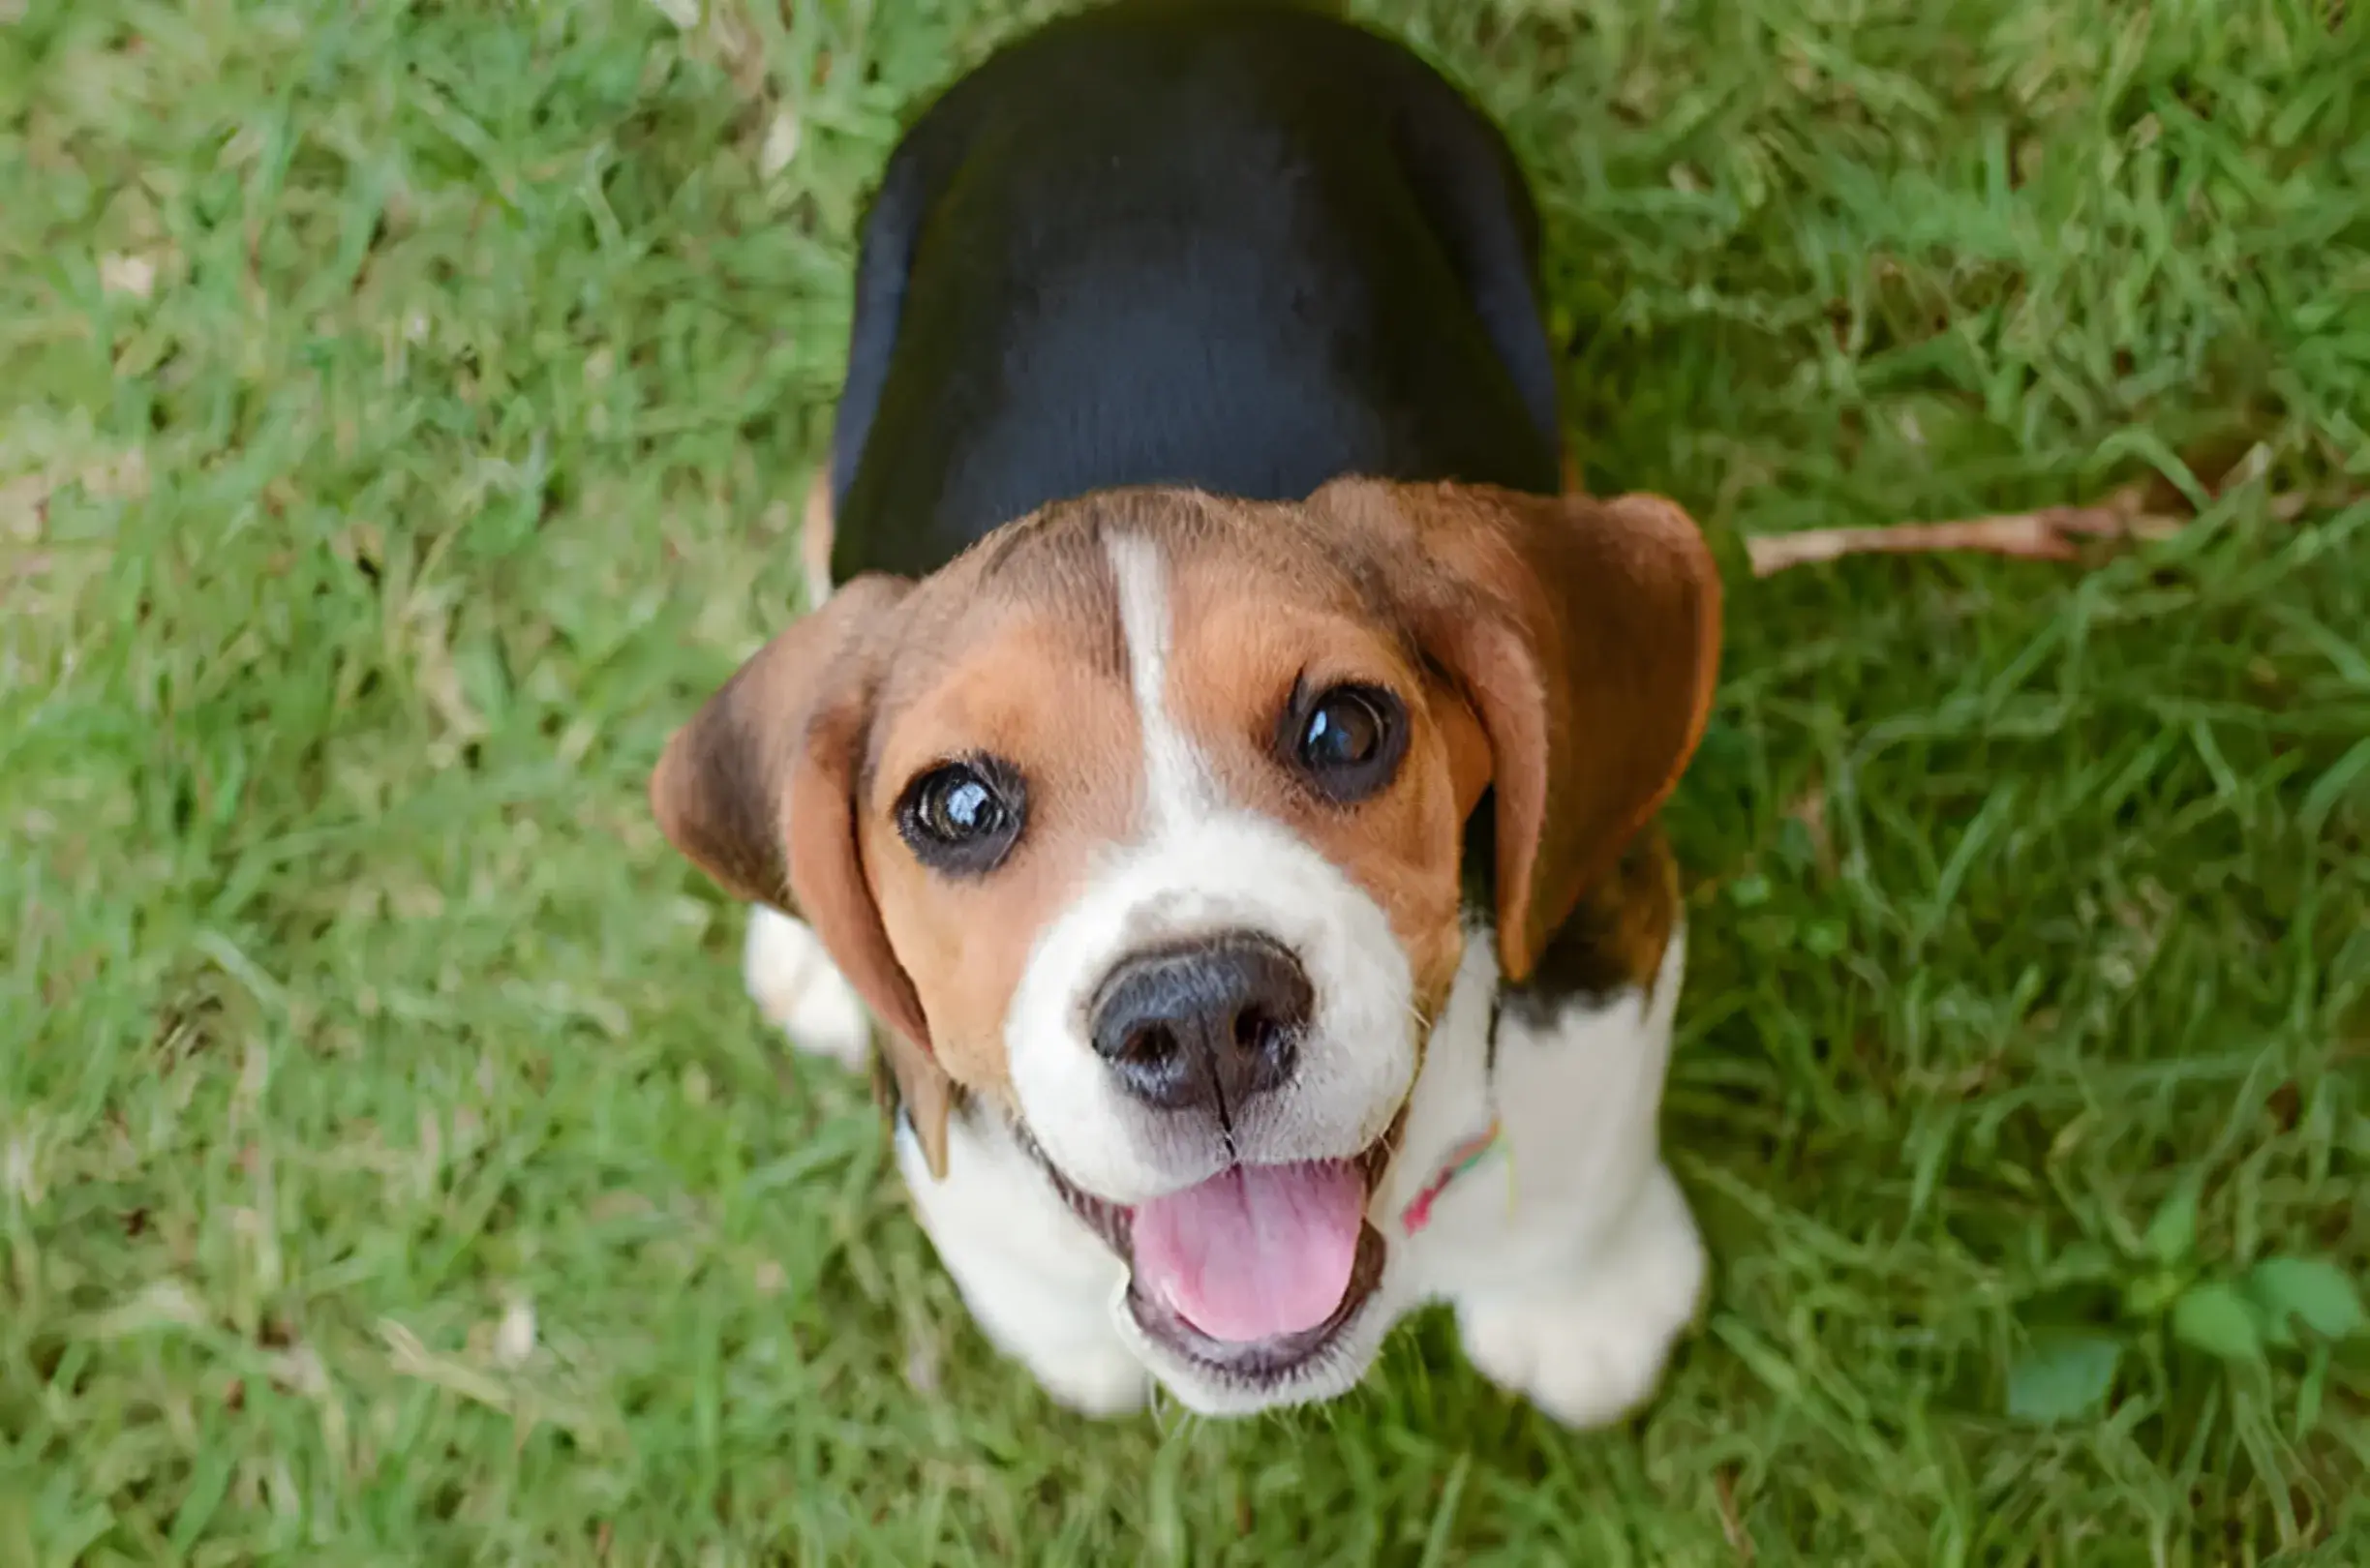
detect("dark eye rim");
top-left (1276, 678), bottom-right (1409, 805)
top-left (894, 753), bottom-right (1028, 876)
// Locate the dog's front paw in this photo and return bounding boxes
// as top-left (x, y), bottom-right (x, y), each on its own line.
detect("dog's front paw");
top-left (1454, 1168), bottom-right (1706, 1429)
top-left (743, 904), bottom-right (871, 1070)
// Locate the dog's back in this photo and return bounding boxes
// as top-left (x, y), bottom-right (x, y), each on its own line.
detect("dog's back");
top-left (830, 1), bottom-right (1565, 582)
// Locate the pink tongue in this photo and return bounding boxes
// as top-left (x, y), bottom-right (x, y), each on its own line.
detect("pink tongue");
top-left (1131, 1160), bottom-right (1365, 1342)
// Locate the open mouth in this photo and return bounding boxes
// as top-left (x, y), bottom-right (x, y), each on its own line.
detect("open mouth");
top-left (1020, 1123), bottom-right (1403, 1382)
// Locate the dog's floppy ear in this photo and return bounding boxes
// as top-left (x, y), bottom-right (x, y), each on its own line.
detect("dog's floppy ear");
top-left (1312, 479), bottom-right (1722, 981)
top-left (650, 575), bottom-right (958, 1178)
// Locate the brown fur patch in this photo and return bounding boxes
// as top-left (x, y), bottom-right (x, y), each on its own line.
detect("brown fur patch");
top-left (862, 588), bottom-right (1139, 1106)
top-left (1301, 479), bottom-right (1720, 980)
top-left (1153, 512), bottom-right (1480, 1018)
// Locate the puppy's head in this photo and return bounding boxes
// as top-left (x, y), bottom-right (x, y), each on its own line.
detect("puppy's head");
top-left (652, 478), bottom-right (1719, 1411)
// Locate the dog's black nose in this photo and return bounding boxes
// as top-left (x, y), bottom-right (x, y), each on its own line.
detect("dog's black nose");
top-left (1088, 933), bottom-right (1314, 1114)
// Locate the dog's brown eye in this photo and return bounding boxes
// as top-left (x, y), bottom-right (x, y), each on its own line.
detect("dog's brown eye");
top-left (897, 758), bottom-right (1025, 875)
top-left (1285, 683), bottom-right (1406, 804)
top-left (1303, 693), bottom-right (1381, 768)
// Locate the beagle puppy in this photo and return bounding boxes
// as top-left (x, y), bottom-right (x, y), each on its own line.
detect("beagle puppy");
top-left (652, 0), bottom-right (1722, 1425)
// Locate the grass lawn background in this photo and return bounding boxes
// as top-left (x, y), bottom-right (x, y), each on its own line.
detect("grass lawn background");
top-left (5, 0), bottom-right (2368, 1560)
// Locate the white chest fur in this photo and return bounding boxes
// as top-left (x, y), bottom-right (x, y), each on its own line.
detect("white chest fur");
top-left (1380, 926), bottom-right (1692, 1304)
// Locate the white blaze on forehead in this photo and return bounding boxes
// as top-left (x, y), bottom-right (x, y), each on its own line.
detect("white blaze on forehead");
top-left (1107, 532), bottom-right (1216, 828)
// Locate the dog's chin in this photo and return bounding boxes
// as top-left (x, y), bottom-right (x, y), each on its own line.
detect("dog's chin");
top-left (1017, 1115), bottom-right (1407, 1410)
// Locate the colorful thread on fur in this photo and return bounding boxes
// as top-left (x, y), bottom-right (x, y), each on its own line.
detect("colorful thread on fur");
top-left (1398, 1118), bottom-right (1504, 1236)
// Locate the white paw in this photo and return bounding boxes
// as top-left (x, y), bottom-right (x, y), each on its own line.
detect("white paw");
top-left (742, 904), bottom-right (870, 1070)
top-left (1455, 1170), bottom-right (1706, 1429)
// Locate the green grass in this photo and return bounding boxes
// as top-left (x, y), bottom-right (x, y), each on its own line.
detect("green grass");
top-left (5, 0), bottom-right (2368, 1559)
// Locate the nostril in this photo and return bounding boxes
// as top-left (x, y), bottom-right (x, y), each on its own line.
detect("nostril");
top-left (1118, 1022), bottom-right (1179, 1071)
top-left (1231, 1006), bottom-right (1281, 1058)
top-left (1229, 1003), bottom-right (1298, 1095)
top-left (1099, 1015), bottom-right (1197, 1106)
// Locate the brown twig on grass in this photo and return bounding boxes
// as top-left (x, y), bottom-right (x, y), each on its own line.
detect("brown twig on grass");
top-left (1744, 488), bottom-right (2185, 578)
top-left (1745, 473), bottom-right (2352, 580)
